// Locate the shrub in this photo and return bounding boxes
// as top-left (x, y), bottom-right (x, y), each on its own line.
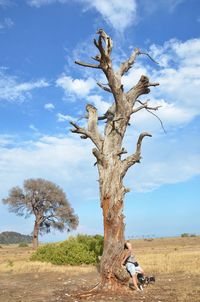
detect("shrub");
top-left (181, 233), bottom-right (189, 237)
top-left (18, 242), bottom-right (29, 247)
top-left (31, 234), bottom-right (103, 265)
top-left (181, 233), bottom-right (196, 238)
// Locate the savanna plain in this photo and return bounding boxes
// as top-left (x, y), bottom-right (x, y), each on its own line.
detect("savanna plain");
top-left (0, 236), bottom-right (200, 302)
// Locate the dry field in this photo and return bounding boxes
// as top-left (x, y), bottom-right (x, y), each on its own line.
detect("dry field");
top-left (0, 236), bottom-right (200, 302)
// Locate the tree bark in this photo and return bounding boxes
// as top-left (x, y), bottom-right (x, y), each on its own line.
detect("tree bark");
top-left (97, 139), bottom-right (130, 289)
top-left (99, 178), bottom-right (127, 288)
top-left (33, 220), bottom-right (39, 249)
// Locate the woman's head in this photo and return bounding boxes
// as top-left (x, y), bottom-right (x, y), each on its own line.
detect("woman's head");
top-left (124, 241), bottom-right (132, 250)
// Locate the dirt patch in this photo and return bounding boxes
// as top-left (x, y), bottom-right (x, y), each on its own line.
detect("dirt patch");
top-left (0, 270), bottom-right (200, 302)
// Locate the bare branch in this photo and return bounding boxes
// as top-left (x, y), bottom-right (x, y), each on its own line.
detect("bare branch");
top-left (118, 48), bottom-right (158, 77)
top-left (135, 100), bottom-right (166, 133)
top-left (118, 48), bottom-right (140, 76)
top-left (148, 82), bottom-right (160, 87)
top-left (91, 55), bottom-right (101, 62)
top-left (75, 60), bottom-right (100, 69)
top-left (71, 104), bottom-right (103, 149)
top-left (132, 99), bottom-right (162, 113)
top-left (97, 82), bottom-right (112, 93)
top-left (127, 75), bottom-right (159, 104)
top-left (139, 51), bottom-right (159, 65)
top-left (121, 132), bottom-right (152, 177)
top-left (96, 29), bottom-right (113, 57)
top-left (70, 121), bottom-right (90, 137)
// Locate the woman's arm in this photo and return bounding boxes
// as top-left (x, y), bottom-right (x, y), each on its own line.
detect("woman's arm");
top-left (121, 249), bottom-right (131, 266)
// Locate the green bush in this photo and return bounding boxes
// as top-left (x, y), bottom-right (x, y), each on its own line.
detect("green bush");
top-left (181, 233), bottom-right (189, 237)
top-left (181, 233), bottom-right (196, 238)
top-left (30, 234), bottom-right (103, 265)
top-left (18, 242), bottom-right (29, 247)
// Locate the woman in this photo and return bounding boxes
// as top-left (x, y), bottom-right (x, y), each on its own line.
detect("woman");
top-left (121, 240), bottom-right (145, 291)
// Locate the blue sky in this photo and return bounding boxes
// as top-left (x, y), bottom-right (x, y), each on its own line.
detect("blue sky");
top-left (0, 0), bottom-right (200, 242)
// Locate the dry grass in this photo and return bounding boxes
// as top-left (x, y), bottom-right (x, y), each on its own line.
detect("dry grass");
top-left (0, 259), bottom-right (96, 275)
top-left (1, 237), bottom-right (200, 276)
top-left (138, 250), bottom-right (200, 274)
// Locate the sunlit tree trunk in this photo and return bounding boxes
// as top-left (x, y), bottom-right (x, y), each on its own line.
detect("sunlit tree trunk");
top-left (33, 220), bottom-right (39, 249)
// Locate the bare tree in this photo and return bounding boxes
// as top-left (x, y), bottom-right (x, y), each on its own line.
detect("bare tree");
top-left (3, 178), bottom-right (78, 249)
top-left (71, 29), bottom-right (160, 290)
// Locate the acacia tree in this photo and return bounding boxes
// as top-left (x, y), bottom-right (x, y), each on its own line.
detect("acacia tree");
top-left (3, 178), bottom-right (78, 249)
top-left (71, 29), bottom-right (160, 290)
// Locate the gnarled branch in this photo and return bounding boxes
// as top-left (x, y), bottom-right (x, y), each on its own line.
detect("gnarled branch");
top-left (97, 82), bottom-right (112, 93)
top-left (132, 99), bottom-right (162, 113)
top-left (70, 104), bottom-right (103, 150)
top-left (118, 48), bottom-right (158, 77)
top-left (127, 75), bottom-right (159, 104)
top-left (121, 132), bottom-right (152, 177)
top-left (75, 60), bottom-right (100, 69)
top-left (118, 48), bottom-right (140, 76)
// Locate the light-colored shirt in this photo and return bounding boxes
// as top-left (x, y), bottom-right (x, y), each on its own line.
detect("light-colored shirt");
top-left (126, 253), bottom-right (136, 263)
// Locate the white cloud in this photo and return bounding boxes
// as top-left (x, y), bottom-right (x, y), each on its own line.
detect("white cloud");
top-left (56, 74), bottom-right (96, 99)
top-left (122, 64), bottom-right (148, 90)
top-left (0, 134), bottom-right (97, 201)
top-left (122, 120), bottom-right (200, 192)
top-left (140, 0), bottom-right (185, 15)
top-left (0, 70), bottom-right (49, 102)
top-left (26, 0), bottom-right (185, 33)
top-left (27, 0), bottom-right (68, 7)
top-left (0, 18), bottom-right (14, 30)
top-left (119, 38), bottom-right (200, 130)
top-left (0, 134), bottom-right (14, 146)
top-left (27, 0), bottom-right (137, 32)
top-left (44, 103), bottom-right (55, 110)
top-left (149, 38), bottom-right (200, 114)
top-left (84, 0), bottom-right (137, 32)
top-left (56, 113), bottom-right (74, 122)
top-left (0, 128), bottom-right (199, 202)
top-left (29, 124), bottom-right (39, 132)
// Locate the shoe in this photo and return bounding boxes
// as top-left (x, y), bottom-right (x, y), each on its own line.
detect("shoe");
top-left (139, 285), bottom-right (144, 291)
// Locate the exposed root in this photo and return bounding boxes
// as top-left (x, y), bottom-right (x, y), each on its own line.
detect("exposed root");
top-left (72, 282), bottom-right (101, 299)
top-left (72, 280), bottom-right (134, 299)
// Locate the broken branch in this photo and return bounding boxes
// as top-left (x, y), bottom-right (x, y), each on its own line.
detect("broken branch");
top-left (121, 132), bottom-right (152, 177)
top-left (118, 48), bottom-right (140, 76)
top-left (97, 82), bottom-right (112, 93)
top-left (75, 60), bottom-right (100, 69)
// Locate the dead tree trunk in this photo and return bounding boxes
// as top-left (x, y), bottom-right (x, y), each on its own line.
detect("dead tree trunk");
top-left (71, 29), bottom-right (160, 290)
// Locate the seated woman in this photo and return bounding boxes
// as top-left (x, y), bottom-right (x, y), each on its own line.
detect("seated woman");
top-left (121, 240), bottom-right (145, 291)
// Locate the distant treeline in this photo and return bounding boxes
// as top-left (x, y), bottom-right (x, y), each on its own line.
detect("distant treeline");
top-left (0, 231), bottom-right (32, 244)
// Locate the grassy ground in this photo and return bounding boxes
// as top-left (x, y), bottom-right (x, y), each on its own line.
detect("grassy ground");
top-left (0, 236), bottom-right (200, 302)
